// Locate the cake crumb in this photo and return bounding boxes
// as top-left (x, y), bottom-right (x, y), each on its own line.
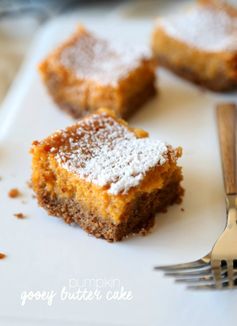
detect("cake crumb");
top-left (0, 252), bottom-right (6, 259)
top-left (8, 188), bottom-right (21, 198)
top-left (26, 180), bottom-right (32, 189)
top-left (14, 213), bottom-right (26, 219)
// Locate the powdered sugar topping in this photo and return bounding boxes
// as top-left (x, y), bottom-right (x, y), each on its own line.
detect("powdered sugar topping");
top-left (156, 5), bottom-right (237, 52)
top-left (60, 30), bottom-right (150, 86)
top-left (55, 114), bottom-right (169, 195)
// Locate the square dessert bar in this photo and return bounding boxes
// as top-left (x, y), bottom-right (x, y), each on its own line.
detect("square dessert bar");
top-left (39, 26), bottom-right (157, 119)
top-left (151, 0), bottom-right (237, 91)
top-left (31, 109), bottom-right (183, 242)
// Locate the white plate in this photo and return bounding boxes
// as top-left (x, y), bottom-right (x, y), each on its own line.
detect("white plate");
top-left (1, 4), bottom-right (237, 326)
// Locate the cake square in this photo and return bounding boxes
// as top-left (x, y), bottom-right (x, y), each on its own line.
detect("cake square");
top-left (39, 25), bottom-right (157, 119)
top-left (151, 0), bottom-right (237, 91)
top-left (31, 109), bottom-right (183, 242)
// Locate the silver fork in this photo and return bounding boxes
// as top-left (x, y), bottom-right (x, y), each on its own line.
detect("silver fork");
top-left (154, 103), bottom-right (237, 290)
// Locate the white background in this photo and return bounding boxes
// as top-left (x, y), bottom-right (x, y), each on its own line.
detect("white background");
top-left (0, 1), bottom-right (237, 325)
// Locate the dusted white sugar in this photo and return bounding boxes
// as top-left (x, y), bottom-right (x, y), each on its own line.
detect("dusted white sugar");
top-left (80, 138), bottom-right (167, 194)
top-left (60, 29), bottom-right (150, 86)
top-left (55, 114), bottom-right (169, 195)
top-left (156, 5), bottom-right (237, 52)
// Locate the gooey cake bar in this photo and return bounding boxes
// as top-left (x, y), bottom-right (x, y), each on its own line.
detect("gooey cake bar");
top-left (39, 25), bottom-right (157, 119)
top-left (151, 0), bottom-right (237, 91)
top-left (31, 109), bottom-right (183, 242)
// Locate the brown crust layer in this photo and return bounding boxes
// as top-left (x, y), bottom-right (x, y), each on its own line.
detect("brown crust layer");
top-left (36, 180), bottom-right (183, 242)
top-left (157, 55), bottom-right (237, 92)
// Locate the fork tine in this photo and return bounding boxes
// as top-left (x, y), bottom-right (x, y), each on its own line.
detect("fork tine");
top-left (175, 273), bottom-right (237, 284)
top-left (154, 259), bottom-right (209, 271)
top-left (187, 284), bottom-right (217, 290)
top-left (164, 265), bottom-right (212, 277)
top-left (175, 274), bottom-right (214, 284)
top-left (187, 283), bottom-right (237, 290)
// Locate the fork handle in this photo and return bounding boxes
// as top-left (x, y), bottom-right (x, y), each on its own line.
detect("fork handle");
top-left (217, 103), bottom-right (237, 195)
